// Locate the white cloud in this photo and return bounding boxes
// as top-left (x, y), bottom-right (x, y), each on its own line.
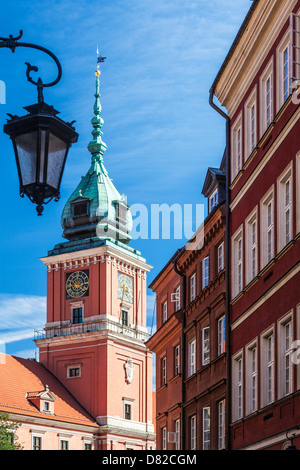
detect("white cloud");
top-left (0, 294), bottom-right (46, 345)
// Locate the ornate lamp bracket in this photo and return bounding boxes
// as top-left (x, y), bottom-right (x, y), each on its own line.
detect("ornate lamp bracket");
top-left (0, 30), bottom-right (62, 103)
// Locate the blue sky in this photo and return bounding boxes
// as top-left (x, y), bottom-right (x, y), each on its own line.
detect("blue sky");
top-left (0, 0), bottom-right (252, 359)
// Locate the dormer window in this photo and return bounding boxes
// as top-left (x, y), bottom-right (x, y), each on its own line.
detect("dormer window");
top-left (69, 195), bottom-right (91, 219)
top-left (73, 201), bottom-right (88, 217)
top-left (209, 188), bottom-right (218, 212)
top-left (26, 385), bottom-right (56, 415)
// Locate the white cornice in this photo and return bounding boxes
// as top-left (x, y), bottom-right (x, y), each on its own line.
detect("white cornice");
top-left (40, 244), bottom-right (152, 274)
top-left (215, 0), bottom-right (297, 117)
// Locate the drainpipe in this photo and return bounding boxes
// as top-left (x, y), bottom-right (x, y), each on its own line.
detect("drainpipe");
top-left (209, 87), bottom-right (231, 451)
top-left (173, 255), bottom-right (186, 450)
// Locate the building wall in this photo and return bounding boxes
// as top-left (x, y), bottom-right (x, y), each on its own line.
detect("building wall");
top-left (213, 0), bottom-right (300, 450)
top-left (148, 203), bottom-right (227, 450)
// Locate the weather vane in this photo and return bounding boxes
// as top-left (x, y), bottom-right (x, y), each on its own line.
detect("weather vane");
top-left (96, 45), bottom-right (106, 64)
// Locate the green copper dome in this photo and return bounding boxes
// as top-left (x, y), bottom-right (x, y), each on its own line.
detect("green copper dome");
top-left (61, 68), bottom-right (132, 244)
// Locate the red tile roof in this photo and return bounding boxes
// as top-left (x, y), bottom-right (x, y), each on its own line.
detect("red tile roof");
top-left (0, 353), bottom-right (98, 428)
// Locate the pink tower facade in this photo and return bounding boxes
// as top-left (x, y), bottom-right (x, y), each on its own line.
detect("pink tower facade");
top-left (34, 65), bottom-right (156, 450)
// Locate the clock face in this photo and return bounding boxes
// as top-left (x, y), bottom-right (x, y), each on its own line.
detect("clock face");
top-left (66, 270), bottom-right (89, 299)
top-left (117, 272), bottom-right (133, 304)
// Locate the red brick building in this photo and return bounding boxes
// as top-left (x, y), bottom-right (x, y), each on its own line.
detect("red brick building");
top-left (147, 157), bottom-right (227, 450)
top-left (210, 0), bottom-right (300, 450)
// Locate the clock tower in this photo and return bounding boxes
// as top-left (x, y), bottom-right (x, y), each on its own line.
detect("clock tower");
top-left (35, 64), bottom-right (155, 450)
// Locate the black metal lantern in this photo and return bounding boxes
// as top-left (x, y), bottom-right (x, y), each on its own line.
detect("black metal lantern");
top-left (4, 102), bottom-right (78, 215)
top-left (0, 30), bottom-right (78, 215)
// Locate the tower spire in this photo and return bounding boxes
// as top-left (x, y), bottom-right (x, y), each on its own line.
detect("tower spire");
top-left (87, 53), bottom-right (107, 165)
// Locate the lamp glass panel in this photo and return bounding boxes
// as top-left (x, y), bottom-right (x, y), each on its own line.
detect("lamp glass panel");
top-left (15, 131), bottom-right (38, 186)
top-left (46, 134), bottom-right (68, 189)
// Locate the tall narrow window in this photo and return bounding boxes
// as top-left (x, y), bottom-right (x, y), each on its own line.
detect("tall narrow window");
top-left (190, 273), bottom-right (196, 302)
top-left (161, 356), bottom-right (167, 386)
top-left (174, 344), bottom-right (180, 375)
top-left (232, 228), bottom-right (243, 298)
top-left (218, 316), bottom-right (226, 355)
top-left (218, 400), bottom-right (225, 450)
top-left (279, 316), bottom-right (293, 398)
top-left (246, 210), bottom-right (258, 284)
top-left (162, 301), bottom-right (167, 323)
top-left (175, 286), bottom-right (180, 311)
top-left (283, 45), bottom-right (291, 101)
top-left (188, 339), bottom-right (196, 376)
top-left (175, 419), bottom-right (180, 450)
top-left (262, 332), bottom-right (274, 406)
top-left (72, 307), bottom-right (83, 324)
top-left (247, 344), bottom-right (257, 414)
top-left (162, 427), bottom-right (167, 450)
top-left (203, 407), bottom-right (210, 450)
top-left (124, 403), bottom-right (132, 420)
top-left (284, 320), bottom-right (293, 396)
top-left (202, 327), bottom-right (210, 365)
top-left (260, 60), bottom-right (274, 136)
top-left (285, 179), bottom-right (292, 245)
top-left (231, 113), bottom-right (243, 181)
top-left (202, 256), bottom-right (209, 288)
top-left (121, 310), bottom-right (128, 326)
top-left (261, 188), bottom-right (274, 267)
top-left (266, 74), bottom-right (273, 127)
top-left (245, 89), bottom-right (257, 159)
top-left (233, 354), bottom-right (243, 421)
top-left (190, 415), bottom-right (196, 450)
top-left (218, 242), bottom-right (224, 272)
top-left (278, 164), bottom-right (293, 252)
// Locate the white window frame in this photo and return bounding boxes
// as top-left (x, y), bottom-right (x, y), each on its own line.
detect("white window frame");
top-left (70, 301), bottom-right (84, 325)
top-left (67, 363), bottom-right (82, 379)
top-left (209, 187), bottom-right (218, 212)
top-left (260, 58), bottom-right (274, 137)
top-left (190, 415), bottom-right (197, 450)
top-left (202, 327), bottom-right (210, 365)
top-left (231, 112), bottom-right (243, 181)
top-left (188, 338), bottom-right (196, 376)
top-left (59, 436), bottom-right (71, 450)
top-left (190, 273), bottom-right (196, 302)
top-left (124, 400), bottom-right (133, 420)
top-left (218, 242), bottom-right (224, 273)
top-left (246, 340), bottom-right (258, 415)
top-left (202, 256), bottom-right (209, 289)
top-left (232, 352), bottom-right (243, 421)
top-left (162, 426), bottom-right (167, 450)
top-left (232, 226), bottom-right (243, 299)
top-left (175, 419), bottom-right (180, 450)
top-left (245, 207), bottom-right (258, 284)
top-left (297, 153), bottom-right (300, 235)
top-left (218, 315), bottom-right (226, 355)
top-left (277, 162), bottom-right (293, 252)
top-left (32, 432), bottom-right (44, 450)
top-left (174, 344), bottom-right (180, 376)
top-left (260, 186), bottom-right (274, 268)
top-left (161, 356), bottom-right (167, 386)
top-left (162, 301), bottom-right (168, 323)
top-left (277, 30), bottom-right (291, 111)
top-left (261, 327), bottom-right (275, 407)
top-left (278, 311), bottom-right (294, 399)
top-left (175, 285), bottom-right (180, 311)
top-left (244, 87), bottom-right (257, 159)
top-left (218, 399), bottom-right (226, 450)
top-left (202, 406), bottom-right (210, 450)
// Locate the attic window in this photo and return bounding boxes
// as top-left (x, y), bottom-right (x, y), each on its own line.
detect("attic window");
top-left (73, 201), bottom-right (88, 217)
top-left (209, 188), bottom-right (218, 212)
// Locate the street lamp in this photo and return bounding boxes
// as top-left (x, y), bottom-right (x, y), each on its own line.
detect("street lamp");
top-left (0, 30), bottom-right (78, 215)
